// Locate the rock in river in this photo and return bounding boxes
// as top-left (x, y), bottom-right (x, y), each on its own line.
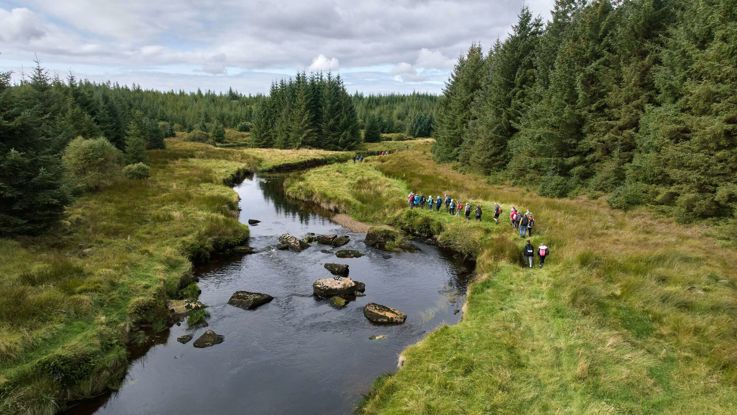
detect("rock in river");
top-left (329, 296), bottom-right (348, 309)
top-left (227, 291), bottom-right (274, 310)
top-left (193, 329), bottom-right (224, 348)
top-left (324, 263), bottom-right (349, 277)
top-left (177, 334), bottom-right (193, 344)
top-left (248, 219), bottom-right (261, 225)
top-left (316, 234), bottom-right (337, 244)
top-left (336, 249), bottom-right (363, 258)
top-left (363, 303), bottom-right (407, 325)
top-left (303, 232), bottom-right (317, 243)
top-left (277, 233), bottom-right (309, 252)
top-left (331, 235), bottom-right (350, 247)
top-left (365, 225), bottom-right (414, 251)
top-left (313, 277), bottom-right (357, 298)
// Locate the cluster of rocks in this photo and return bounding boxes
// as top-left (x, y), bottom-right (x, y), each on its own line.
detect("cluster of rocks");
top-left (277, 232), bottom-right (353, 253)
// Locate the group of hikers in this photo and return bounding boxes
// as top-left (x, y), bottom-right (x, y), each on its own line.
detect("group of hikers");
top-left (353, 151), bottom-right (391, 163)
top-left (405, 191), bottom-right (550, 269)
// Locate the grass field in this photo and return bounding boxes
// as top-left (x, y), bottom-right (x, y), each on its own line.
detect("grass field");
top-left (287, 140), bottom-right (737, 414)
top-left (0, 139), bottom-right (351, 414)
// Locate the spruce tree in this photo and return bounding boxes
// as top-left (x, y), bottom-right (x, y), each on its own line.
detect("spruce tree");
top-left (124, 120), bottom-right (148, 164)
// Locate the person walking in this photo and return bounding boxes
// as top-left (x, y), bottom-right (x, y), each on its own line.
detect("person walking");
top-left (413, 193), bottom-right (421, 208)
top-left (407, 192), bottom-right (415, 208)
top-left (427, 195), bottom-right (434, 210)
top-left (457, 201), bottom-right (463, 217)
top-left (449, 199), bottom-right (456, 215)
top-left (538, 243), bottom-right (549, 268)
top-left (519, 214), bottom-right (529, 238)
top-left (475, 205), bottom-right (482, 221)
top-left (523, 240), bottom-right (535, 268)
top-left (464, 203), bottom-right (472, 220)
top-left (420, 194), bottom-right (426, 207)
top-left (510, 207), bottom-right (517, 228)
top-left (493, 204), bottom-right (502, 224)
top-left (445, 195), bottom-right (452, 212)
top-left (436, 195), bottom-right (443, 211)
top-left (527, 214), bottom-right (535, 236)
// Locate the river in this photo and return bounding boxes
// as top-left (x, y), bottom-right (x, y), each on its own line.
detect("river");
top-left (66, 173), bottom-right (472, 415)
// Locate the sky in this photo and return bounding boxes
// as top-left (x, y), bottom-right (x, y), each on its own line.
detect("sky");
top-left (0, 0), bottom-right (555, 95)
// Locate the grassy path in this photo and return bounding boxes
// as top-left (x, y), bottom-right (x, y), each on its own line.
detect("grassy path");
top-left (286, 141), bottom-right (737, 414)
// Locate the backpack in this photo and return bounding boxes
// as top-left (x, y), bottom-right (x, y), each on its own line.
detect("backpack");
top-left (525, 246), bottom-right (533, 255)
top-left (539, 246), bottom-right (547, 257)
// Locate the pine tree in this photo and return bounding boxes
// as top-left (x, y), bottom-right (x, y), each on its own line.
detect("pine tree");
top-left (124, 120), bottom-right (148, 164)
top-left (364, 115), bottom-right (382, 142)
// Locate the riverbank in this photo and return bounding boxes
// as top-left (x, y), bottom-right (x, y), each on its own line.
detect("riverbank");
top-left (285, 141), bottom-right (737, 413)
top-left (0, 140), bottom-right (352, 414)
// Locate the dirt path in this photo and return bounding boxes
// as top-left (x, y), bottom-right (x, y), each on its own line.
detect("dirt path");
top-left (331, 214), bottom-right (371, 232)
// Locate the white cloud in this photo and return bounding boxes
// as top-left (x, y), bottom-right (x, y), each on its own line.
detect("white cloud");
top-left (307, 54), bottom-right (340, 72)
top-left (201, 53), bottom-right (227, 75)
top-left (0, 8), bottom-right (45, 42)
top-left (392, 62), bottom-right (426, 83)
top-left (415, 48), bottom-right (454, 69)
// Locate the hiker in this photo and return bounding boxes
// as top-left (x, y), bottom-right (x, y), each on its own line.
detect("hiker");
top-left (445, 195), bottom-right (452, 211)
top-left (435, 196), bottom-right (443, 211)
top-left (464, 203), bottom-right (472, 220)
top-left (449, 199), bottom-right (456, 215)
top-left (510, 207), bottom-right (517, 228)
top-left (456, 200), bottom-right (463, 217)
top-left (413, 193), bottom-right (421, 208)
top-left (427, 195), bottom-right (434, 210)
top-left (519, 214), bottom-right (529, 238)
top-left (407, 192), bottom-right (415, 208)
top-left (475, 205), bottom-right (482, 221)
top-left (514, 211), bottom-right (521, 229)
top-left (538, 243), bottom-right (549, 268)
top-left (420, 194), bottom-right (426, 207)
top-left (493, 204), bottom-right (502, 224)
top-left (527, 214), bottom-right (535, 236)
top-left (523, 240), bottom-right (535, 268)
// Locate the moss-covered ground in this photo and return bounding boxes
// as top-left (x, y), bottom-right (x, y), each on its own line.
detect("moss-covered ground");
top-left (285, 140), bottom-right (737, 414)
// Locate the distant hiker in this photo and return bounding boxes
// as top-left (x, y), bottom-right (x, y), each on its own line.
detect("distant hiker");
top-left (456, 201), bottom-right (463, 216)
top-left (420, 194), bottom-right (426, 207)
top-left (527, 215), bottom-right (535, 236)
top-left (475, 205), bottom-right (482, 221)
top-left (510, 207), bottom-right (517, 228)
top-left (413, 194), bottom-right (421, 208)
top-left (523, 240), bottom-right (535, 268)
top-left (538, 243), bottom-right (549, 268)
top-left (449, 199), bottom-right (456, 215)
top-left (464, 203), bottom-right (472, 220)
top-left (519, 214), bottom-right (529, 238)
top-left (493, 204), bottom-right (502, 224)
top-left (407, 192), bottom-right (415, 208)
top-left (427, 195), bottom-right (434, 210)
top-left (436, 196), bottom-right (443, 211)
top-left (445, 195), bottom-right (452, 211)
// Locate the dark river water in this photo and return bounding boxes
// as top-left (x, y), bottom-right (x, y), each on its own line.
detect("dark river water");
top-left (67, 174), bottom-right (472, 415)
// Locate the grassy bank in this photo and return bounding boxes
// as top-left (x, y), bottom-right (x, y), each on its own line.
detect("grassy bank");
top-left (0, 139), bottom-right (351, 414)
top-left (286, 141), bottom-right (737, 413)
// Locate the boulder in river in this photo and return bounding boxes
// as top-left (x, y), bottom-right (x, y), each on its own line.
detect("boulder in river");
top-left (248, 219), bottom-right (261, 225)
top-left (177, 334), bottom-right (193, 344)
top-left (316, 234), bottom-right (337, 245)
top-left (313, 277), bottom-right (357, 298)
top-left (336, 249), bottom-right (363, 258)
top-left (353, 280), bottom-right (366, 293)
top-left (168, 299), bottom-right (206, 320)
top-left (303, 232), bottom-right (317, 243)
top-left (365, 226), bottom-right (414, 251)
top-left (193, 329), bottom-right (224, 348)
top-left (324, 263), bottom-right (349, 277)
top-left (227, 291), bottom-right (274, 310)
top-left (331, 235), bottom-right (350, 247)
top-left (363, 303), bottom-right (407, 325)
top-left (277, 233), bottom-right (309, 252)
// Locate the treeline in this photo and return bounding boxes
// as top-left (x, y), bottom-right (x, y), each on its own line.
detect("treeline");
top-left (434, 0), bottom-right (737, 222)
top-left (252, 73), bottom-right (361, 150)
top-left (353, 93), bottom-right (438, 140)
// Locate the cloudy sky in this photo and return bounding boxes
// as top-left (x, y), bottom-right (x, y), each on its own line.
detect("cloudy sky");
top-left (0, 0), bottom-right (555, 95)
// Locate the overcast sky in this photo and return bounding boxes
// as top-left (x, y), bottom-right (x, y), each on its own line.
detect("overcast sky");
top-left (0, 0), bottom-right (555, 95)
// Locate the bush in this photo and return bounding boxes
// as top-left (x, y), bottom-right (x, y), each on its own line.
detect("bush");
top-left (608, 182), bottom-right (654, 210)
top-left (123, 163), bottom-right (151, 180)
top-left (237, 121), bottom-right (252, 132)
top-left (62, 136), bottom-right (122, 192)
top-left (185, 129), bottom-right (210, 143)
top-left (537, 175), bottom-right (572, 198)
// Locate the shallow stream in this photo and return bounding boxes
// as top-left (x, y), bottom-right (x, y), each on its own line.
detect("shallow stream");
top-left (67, 174), bottom-right (472, 415)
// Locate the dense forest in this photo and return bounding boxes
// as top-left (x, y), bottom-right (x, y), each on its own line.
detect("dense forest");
top-left (434, 0), bottom-right (737, 222)
top-left (353, 93), bottom-right (438, 139)
top-left (251, 73), bottom-right (361, 149)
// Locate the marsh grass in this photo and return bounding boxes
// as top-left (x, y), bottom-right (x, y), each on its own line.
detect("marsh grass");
top-left (287, 140), bottom-right (737, 414)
